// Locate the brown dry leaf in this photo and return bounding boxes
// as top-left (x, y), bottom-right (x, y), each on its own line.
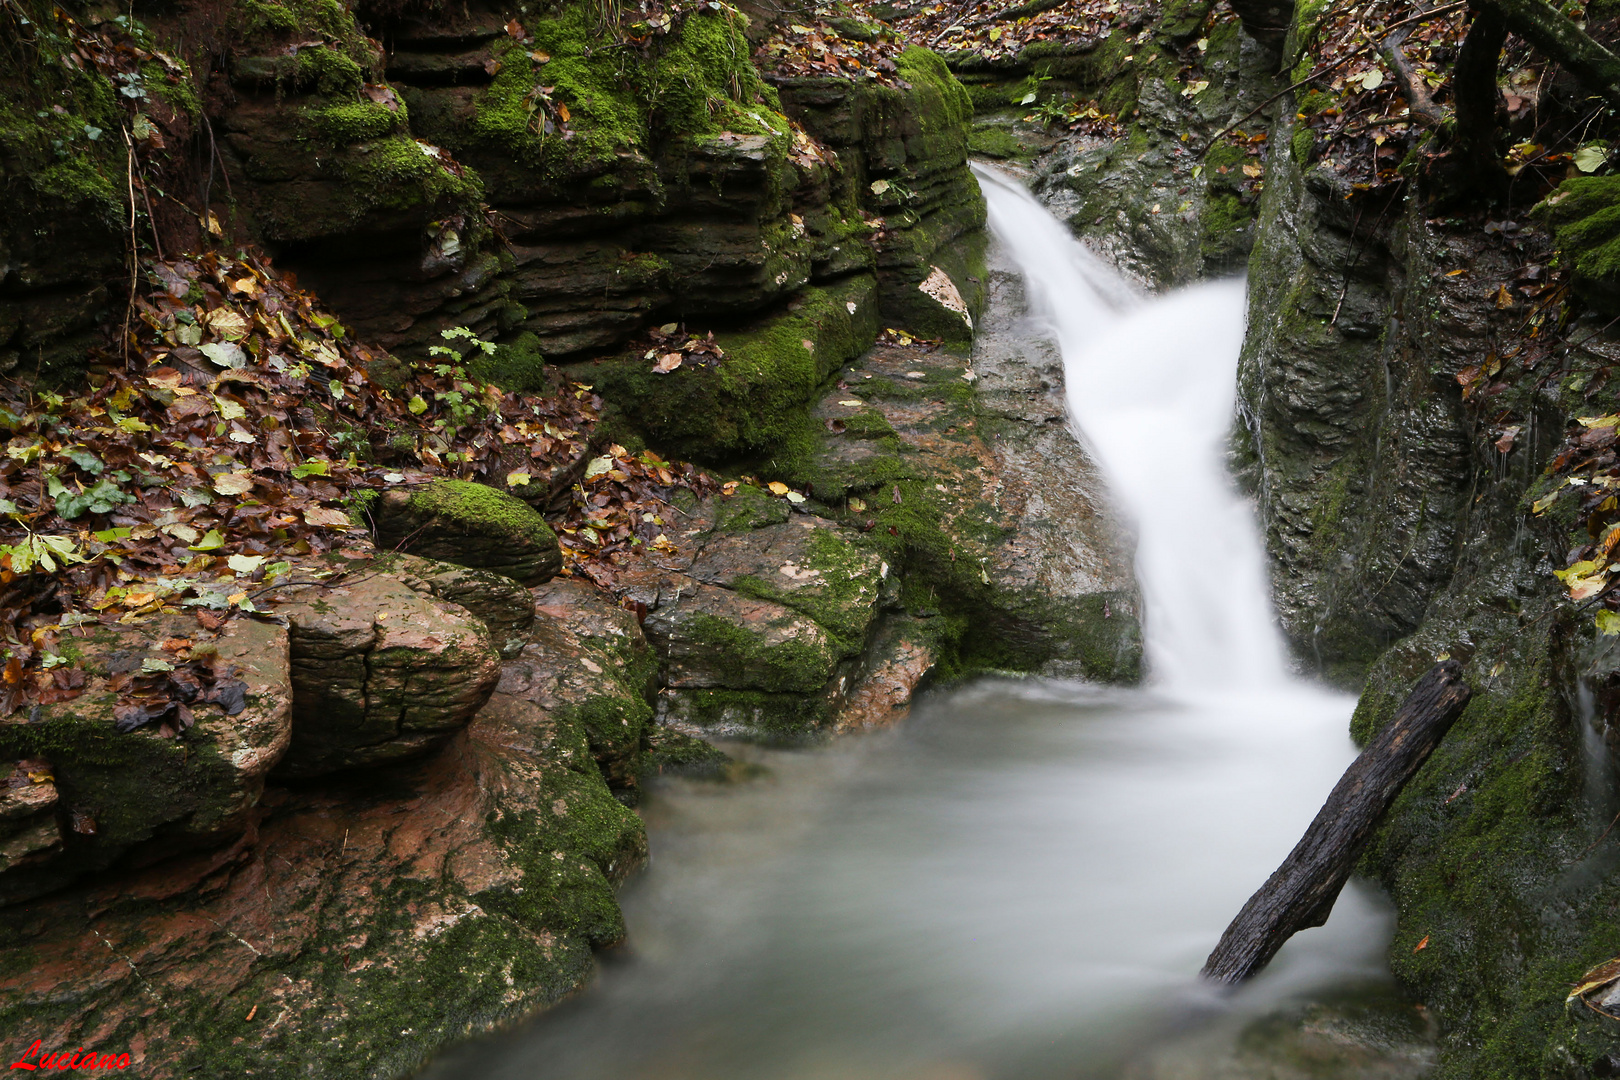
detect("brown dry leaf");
top-left (653, 353), bottom-right (683, 374)
top-left (304, 507), bottom-right (352, 529)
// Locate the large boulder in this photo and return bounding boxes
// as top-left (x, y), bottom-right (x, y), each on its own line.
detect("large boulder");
top-left (389, 552), bottom-right (537, 658)
top-left (0, 614), bottom-right (291, 905)
top-left (275, 569), bottom-right (502, 777)
top-left (373, 479), bottom-right (563, 587)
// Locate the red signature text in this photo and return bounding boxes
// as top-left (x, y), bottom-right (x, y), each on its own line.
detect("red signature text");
top-left (9, 1041), bottom-right (129, 1070)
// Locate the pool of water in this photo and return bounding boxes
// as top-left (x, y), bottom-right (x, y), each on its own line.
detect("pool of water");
top-left (419, 677), bottom-right (1432, 1080)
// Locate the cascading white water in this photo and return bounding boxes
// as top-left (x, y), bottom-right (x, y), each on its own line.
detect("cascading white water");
top-left (975, 164), bottom-right (1287, 690)
top-left (414, 170), bottom-right (1407, 1080)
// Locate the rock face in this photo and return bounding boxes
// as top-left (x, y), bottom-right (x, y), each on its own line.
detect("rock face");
top-left (275, 566), bottom-right (503, 777)
top-left (373, 479), bottom-right (564, 586)
top-left (1237, 138), bottom-right (1477, 682)
top-left (0, 615), bottom-right (292, 906)
top-left (0, 580), bottom-right (656, 1079)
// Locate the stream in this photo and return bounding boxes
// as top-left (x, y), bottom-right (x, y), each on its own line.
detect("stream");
top-left (417, 169), bottom-right (1434, 1080)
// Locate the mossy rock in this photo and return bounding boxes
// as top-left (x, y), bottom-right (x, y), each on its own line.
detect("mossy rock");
top-left (586, 275), bottom-right (880, 464)
top-left (500, 579), bottom-right (659, 798)
top-left (687, 517), bottom-right (888, 655)
top-left (1538, 176), bottom-right (1620, 314)
top-left (642, 725), bottom-right (733, 779)
top-left (714, 483), bottom-right (792, 531)
top-left (373, 479), bottom-right (563, 586)
top-left (0, 615), bottom-right (291, 905)
top-left (660, 686), bottom-right (838, 742)
top-left (643, 584), bottom-right (840, 695)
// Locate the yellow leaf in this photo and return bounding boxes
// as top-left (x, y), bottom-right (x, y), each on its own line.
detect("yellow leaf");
top-left (506, 470), bottom-right (532, 488)
top-left (212, 473), bottom-right (254, 496)
top-left (304, 506), bottom-right (352, 529)
top-left (767, 481), bottom-right (790, 496)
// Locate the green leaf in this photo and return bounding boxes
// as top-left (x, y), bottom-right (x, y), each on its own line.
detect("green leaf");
top-left (1576, 144), bottom-right (1609, 173)
top-left (1598, 610), bottom-right (1620, 635)
top-left (189, 529), bottom-right (225, 552)
top-left (65, 448), bottom-right (104, 474)
top-left (408, 394), bottom-right (429, 415)
top-left (55, 479), bottom-right (135, 520)
top-left (291, 460), bottom-right (331, 479)
top-left (227, 553), bottom-right (266, 575)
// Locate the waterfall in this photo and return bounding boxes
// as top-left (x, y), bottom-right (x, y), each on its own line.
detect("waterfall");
top-left (975, 164), bottom-right (1289, 691)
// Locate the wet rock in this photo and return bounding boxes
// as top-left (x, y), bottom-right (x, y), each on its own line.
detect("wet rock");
top-left (390, 551), bottom-right (536, 658)
top-left (831, 616), bottom-right (938, 733)
top-left (0, 615), bottom-right (291, 905)
top-left (500, 579), bottom-right (658, 797)
top-left (645, 584), bottom-right (839, 695)
top-left (0, 762), bottom-right (62, 876)
top-left (0, 688), bottom-right (646, 1078)
top-left (275, 571), bottom-right (501, 777)
top-left (688, 517), bottom-right (888, 651)
top-left (373, 479), bottom-right (563, 586)
top-left (780, 269), bottom-right (1141, 680)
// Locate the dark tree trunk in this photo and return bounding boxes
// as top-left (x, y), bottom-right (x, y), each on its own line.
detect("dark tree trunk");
top-left (1425, 5), bottom-right (1511, 204)
top-left (1201, 661), bottom-right (1472, 985)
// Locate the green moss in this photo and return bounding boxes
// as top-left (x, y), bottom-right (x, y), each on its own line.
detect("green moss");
top-left (1290, 125), bottom-right (1317, 167)
top-left (683, 612), bottom-right (837, 693)
top-left (967, 125), bottom-right (1030, 160)
top-left (469, 332), bottom-right (548, 394)
top-left (408, 478), bottom-right (557, 547)
top-left (714, 484), bottom-right (790, 531)
top-left (303, 98), bottom-right (407, 145)
top-left (730, 528), bottom-right (885, 654)
top-left (466, 3), bottom-right (783, 179)
top-left (642, 725), bottom-right (733, 778)
top-left (588, 275), bottom-right (880, 464)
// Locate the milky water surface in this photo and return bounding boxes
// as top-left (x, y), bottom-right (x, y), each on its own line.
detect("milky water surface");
top-left (415, 168), bottom-right (1401, 1080)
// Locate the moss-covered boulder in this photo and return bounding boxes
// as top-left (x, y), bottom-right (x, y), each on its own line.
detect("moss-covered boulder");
top-left (644, 583), bottom-right (840, 694)
top-left (275, 570), bottom-right (501, 777)
top-left (1538, 175), bottom-right (1620, 313)
top-left (0, 614), bottom-right (291, 905)
top-left (687, 517), bottom-right (888, 653)
top-left (587, 274), bottom-right (881, 462)
top-left (373, 479), bottom-right (563, 586)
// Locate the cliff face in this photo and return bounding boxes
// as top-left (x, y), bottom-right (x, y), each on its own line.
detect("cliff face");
top-left (1233, 11), bottom-right (1620, 1080)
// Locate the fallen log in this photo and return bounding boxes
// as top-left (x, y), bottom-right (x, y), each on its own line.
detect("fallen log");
top-left (1201, 660), bottom-right (1472, 984)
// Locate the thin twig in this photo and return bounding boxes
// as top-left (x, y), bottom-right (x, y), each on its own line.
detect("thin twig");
top-left (121, 126), bottom-right (139, 370)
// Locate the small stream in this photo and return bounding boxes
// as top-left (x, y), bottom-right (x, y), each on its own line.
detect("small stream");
top-left (418, 170), bottom-right (1433, 1079)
